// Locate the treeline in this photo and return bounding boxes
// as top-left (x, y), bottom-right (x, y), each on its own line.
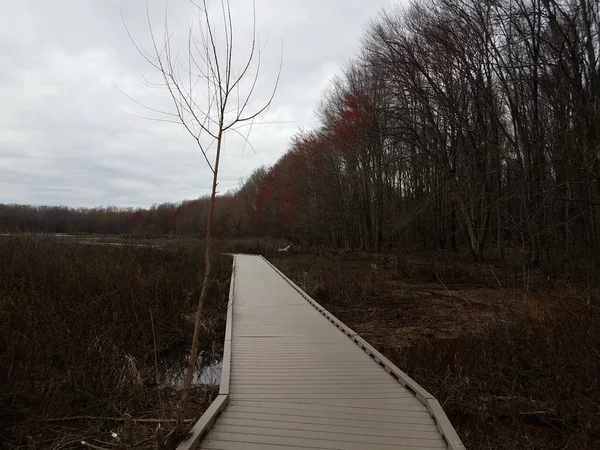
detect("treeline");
top-left (242, 0), bottom-right (600, 265)
top-left (0, 197), bottom-right (243, 238)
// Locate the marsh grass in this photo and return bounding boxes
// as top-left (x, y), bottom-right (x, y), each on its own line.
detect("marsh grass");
top-left (389, 314), bottom-right (600, 449)
top-left (0, 235), bottom-right (230, 448)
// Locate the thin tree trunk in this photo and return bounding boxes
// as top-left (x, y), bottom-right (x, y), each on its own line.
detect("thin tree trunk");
top-left (176, 128), bottom-right (223, 433)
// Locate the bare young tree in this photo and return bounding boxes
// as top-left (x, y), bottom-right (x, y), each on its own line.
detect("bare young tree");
top-left (124, 0), bottom-right (280, 445)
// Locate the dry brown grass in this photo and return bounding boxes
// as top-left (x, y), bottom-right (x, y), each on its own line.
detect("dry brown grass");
top-left (0, 235), bottom-right (231, 449)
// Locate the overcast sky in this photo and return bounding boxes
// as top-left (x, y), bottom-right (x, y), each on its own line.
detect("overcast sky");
top-left (1, 0), bottom-right (399, 208)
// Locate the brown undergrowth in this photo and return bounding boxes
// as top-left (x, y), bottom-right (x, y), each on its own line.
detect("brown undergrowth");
top-left (271, 250), bottom-right (600, 450)
top-left (0, 235), bottom-right (231, 449)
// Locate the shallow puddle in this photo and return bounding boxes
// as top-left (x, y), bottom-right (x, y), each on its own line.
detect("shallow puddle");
top-left (158, 352), bottom-right (222, 388)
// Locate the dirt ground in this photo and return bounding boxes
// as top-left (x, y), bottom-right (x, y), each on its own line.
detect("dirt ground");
top-left (270, 250), bottom-right (600, 450)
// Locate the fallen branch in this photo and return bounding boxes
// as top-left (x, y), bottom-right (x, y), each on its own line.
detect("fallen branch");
top-left (81, 441), bottom-right (110, 450)
top-left (518, 410), bottom-right (554, 416)
top-left (31, 416), bottom-right (194, 424)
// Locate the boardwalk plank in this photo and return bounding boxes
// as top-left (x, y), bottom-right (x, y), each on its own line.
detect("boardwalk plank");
top-left (202, 443), bottom-right (441, 450)
top-left (204, 432), bottom-right (445, 450)
top-left (226, 404), bottom-right (433, 420)
top-left (228, 400), bottom-right (427, 413)
top-left (210, 424), bottom-right (446, 448)
top-left (216, 417), bottom-right (441, 438)
top-left (222, 410), bottom-right (436, 428)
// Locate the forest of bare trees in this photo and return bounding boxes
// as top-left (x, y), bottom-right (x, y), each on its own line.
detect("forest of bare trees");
top-left (0, 195), bottom-right (241, 238)
top-left (244, 0), bottom-right (600, 267)
top-left (3, 0), bottom-right (599, 271)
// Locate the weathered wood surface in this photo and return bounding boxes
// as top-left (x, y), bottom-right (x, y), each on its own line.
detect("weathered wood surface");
top-left (199, 254), bottom-right (464, 450)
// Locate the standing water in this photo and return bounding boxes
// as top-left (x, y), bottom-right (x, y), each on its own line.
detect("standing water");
top-left (158, 351), bottom-right (222, 388)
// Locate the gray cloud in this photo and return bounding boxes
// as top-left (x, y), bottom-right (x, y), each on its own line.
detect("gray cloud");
top-left (0, 0), bottom-right (398, 207)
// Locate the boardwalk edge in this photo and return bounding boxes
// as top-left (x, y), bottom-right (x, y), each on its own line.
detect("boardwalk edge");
top-left (176, 394), bottom-right (229, 450)
top-left (176, 255), bottom-right (236, 450)
top-left (261, 255), bottom-right (466, 450)
top-left (219, 254), bottom-right (236, 395)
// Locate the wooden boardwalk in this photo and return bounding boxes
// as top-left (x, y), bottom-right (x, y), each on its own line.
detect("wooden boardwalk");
top-left (181, 254), bottom-right (465, 450)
